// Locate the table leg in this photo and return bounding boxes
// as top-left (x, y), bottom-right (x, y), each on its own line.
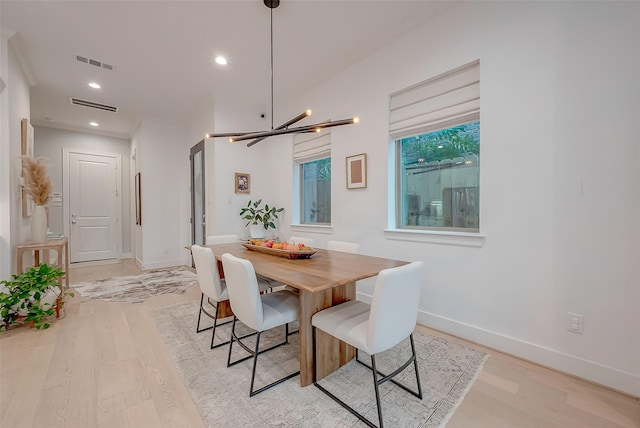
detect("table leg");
top-left (298, 282), bottom-right (356, 387)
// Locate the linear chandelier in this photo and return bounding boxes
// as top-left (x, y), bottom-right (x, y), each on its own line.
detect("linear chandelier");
top-left (206, 0), bottom-right (358, 147)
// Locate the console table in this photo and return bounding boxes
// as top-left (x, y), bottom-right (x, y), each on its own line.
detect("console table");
top-left (16, 237), bottom-right (70, 288)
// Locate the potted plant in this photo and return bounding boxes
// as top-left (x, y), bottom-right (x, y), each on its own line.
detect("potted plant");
top-left (239, 199), bottom-right (284, 238)
top-left (21, 155), bottom-right (53, 243)
top-left (0, 263), bottom-right (73, 330)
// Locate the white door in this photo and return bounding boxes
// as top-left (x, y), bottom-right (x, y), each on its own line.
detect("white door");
top-left (65, 150), bottom-right (121, 262)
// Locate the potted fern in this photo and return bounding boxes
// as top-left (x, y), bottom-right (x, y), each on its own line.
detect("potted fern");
top-left (0, 263), bottom-right (73, 330)
top-left (239, 199), bottom-right (284, 238)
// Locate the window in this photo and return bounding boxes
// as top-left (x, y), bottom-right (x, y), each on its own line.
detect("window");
top-left (390, 60), bottom-right (480, 232)
top-left (300, 158), bottom-right (331, 224)
top-left (397, 122), bottom-right (479, 230)
top-left (293, 130), bottom-right (332, 225)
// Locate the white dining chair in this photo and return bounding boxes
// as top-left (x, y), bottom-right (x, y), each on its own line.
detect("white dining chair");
top-left (206, 233), bottom-right (281, 289)
top-left (222, 253), bottom-right (300, 396)
top-left (327, 240), bottom-right (360, 254)
top-left (289, 236), bottom-right (315, 247)
top-left (191, 245), bottom-right (271, 349)
top-left (206, 234), bottom-right (240, 244)
top-left (311, 261), bottom-right (425, 428)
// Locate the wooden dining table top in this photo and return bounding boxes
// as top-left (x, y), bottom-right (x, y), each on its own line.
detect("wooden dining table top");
top-left (204, 242), bottom-right (408, 293)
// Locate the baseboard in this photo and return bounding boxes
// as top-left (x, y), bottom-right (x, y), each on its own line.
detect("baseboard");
top-left (356, 292), bottom-right (640, 397)
top-left (69, 258), bottom-right (121, 268)
top-left (136, 258), bottom-right (187, 271)
top-left (121, 252), bottom-right (132, 259)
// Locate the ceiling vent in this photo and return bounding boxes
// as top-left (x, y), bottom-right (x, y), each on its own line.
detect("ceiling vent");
top-left (69, 97), bottom-right (119, 113)
top-left (76, 55), bottom-right (114, 71)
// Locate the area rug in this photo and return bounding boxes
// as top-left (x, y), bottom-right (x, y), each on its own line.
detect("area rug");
top-left (149, 301), bottom-right (488, 427)
top-left (72, 268), bottom-right (197, 303)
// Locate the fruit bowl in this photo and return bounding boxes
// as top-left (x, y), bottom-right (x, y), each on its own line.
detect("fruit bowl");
top-left (242, 242), bottom-right (316, 259)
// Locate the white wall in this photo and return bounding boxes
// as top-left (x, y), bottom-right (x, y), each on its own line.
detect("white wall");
top-left (0, 30), bottom-right (31, 279)
top-left (195, 2), bottom-right (640, 395)
top-left (33, 126), bottom-right (132, 255)
top-left (135, 118), bottom-right (189, 269)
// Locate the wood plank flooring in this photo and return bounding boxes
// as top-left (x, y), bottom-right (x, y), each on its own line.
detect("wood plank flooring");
top-left (1, 259), bottom-right (638, 427)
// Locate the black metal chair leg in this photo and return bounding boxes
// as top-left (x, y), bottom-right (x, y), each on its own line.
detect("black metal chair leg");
top-left (371, 355), bottom-right (384, 428)
top-left (409, 334), bottom-right (423, 399)
top-left (196, 293), bottom-right (219, 334)
top-left (249, 332), bottom-right (262, 396)
top-left (210, 303), bottom-right (234, 349)
top-left (313, 333), bottom-right (424, 428)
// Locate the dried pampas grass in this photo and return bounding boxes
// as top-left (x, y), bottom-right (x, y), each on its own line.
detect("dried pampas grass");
top-left (22, 156), bottom-right (52, 206)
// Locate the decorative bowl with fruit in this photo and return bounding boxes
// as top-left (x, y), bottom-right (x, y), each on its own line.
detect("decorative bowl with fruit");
top-left (243, 239), bottom-right (316, 259)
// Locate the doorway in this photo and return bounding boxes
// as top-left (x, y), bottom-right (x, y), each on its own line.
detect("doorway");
top-left (190, 140), bottom-right (205, 245)
top-left (63, 148), bottom-right (122, 263)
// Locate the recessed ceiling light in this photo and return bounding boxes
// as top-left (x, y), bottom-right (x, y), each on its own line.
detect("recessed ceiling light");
top-left (88, 82), bottom-right (101, 89)
top-left (215, 56), bottom-right (227, 65)
top-left (89, 122), bottom-right (99, 127)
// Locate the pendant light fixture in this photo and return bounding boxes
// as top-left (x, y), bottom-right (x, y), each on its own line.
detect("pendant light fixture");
top-left (206, 0), bottom-right (358, 147)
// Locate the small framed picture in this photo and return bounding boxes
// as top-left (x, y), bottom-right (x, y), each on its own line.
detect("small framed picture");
top-left (346, 153), bottom-right (367, 189)
top-left (235, 172), bottom-right (250, 194)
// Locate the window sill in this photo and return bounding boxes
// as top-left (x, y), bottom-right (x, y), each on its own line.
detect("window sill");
top-left (384, 228), bottom-right (485, 247)
top-left (290, 224), bottom-right (333, 235)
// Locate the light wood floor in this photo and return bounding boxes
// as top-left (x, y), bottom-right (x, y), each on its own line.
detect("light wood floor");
top-left (1, 259), bottom-right (638, 428)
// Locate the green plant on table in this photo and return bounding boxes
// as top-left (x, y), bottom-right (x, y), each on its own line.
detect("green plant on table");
top-left (239, 199), bottom-right (285, 230)
top-left (0, 263), bottom-right (73, 331)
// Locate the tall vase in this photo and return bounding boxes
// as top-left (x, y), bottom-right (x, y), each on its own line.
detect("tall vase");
top-left (31, 205), bottom-right (47, 243)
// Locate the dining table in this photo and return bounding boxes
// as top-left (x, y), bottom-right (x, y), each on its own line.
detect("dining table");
top-left (204, 241), bottom-right (408, 387)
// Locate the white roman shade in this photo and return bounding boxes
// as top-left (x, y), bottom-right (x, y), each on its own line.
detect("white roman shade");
top-left (293, 129), bottom-right (331, 162)
top-left (389, 60), bottom-right (479, 139)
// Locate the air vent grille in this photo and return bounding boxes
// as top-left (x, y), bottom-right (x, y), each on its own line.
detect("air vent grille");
top-left (69, 97), bottom-right (119, 113)
top-left (76, 55), bottom-right (114, 71)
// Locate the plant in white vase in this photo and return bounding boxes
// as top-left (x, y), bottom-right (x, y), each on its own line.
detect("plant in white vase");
top-left (239, 199), bottom-right (284, 238)
top-left (22, 156), bottom-right (52, 243)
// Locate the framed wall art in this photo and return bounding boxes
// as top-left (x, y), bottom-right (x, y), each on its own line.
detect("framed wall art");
top-left (346, 153), bottom-right (367, 189)
top-left (235, 172), bottom-right (250, 194)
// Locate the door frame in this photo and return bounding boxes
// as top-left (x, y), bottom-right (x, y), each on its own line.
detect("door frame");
top-left (63, 147), bottom-right (123, 262)
top-left (190, 140), bottom-right (206, 245)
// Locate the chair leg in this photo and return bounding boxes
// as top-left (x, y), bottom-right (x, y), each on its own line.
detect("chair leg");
top-left (313, 331), bottom-right (422, 428)
top-left (228, 321), bottom-right (299, 396)
top-left (196, 293), bottom-right (218, 333)
top-left (313, 326), bottom-right (379, 427)
top-left (409, 334), bottom-right (423, 399)
top-left (370, 355), bottom-right (384, 428)
top-left (356, 334), bottom-right (422, 398)
top-left (210, 302), bottom-right (233, 349)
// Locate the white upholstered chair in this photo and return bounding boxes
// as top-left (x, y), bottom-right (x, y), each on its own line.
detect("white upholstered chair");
top-left (289, 236), bottom-right (315, 247)
top-left (206, 233), bottom-right (281, 289)
top-left (206, 234), bottom-right (240, 244)
top-left (311, 261), bottom-right (425, 427)
top-left (222, 253), bottom-right (300, 397)
top-left (326, 240), bottom-right (360, 254)
top-left (191, 245), bottom-right (270, 349)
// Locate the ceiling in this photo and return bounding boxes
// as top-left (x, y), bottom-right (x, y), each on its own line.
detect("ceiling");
top-left (2, 1), bottom-right (447, 139)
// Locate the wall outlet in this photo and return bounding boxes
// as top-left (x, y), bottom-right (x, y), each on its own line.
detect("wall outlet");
top-left (567, 312), bottom-right (584, 334)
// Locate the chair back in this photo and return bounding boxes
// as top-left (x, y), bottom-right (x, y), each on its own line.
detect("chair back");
top-left (289, 236), bottom-right (315, 247)
top-left (367, 261), bottom-right (424, 354)
top-left (327, 240), bottom-right (360, 254)
top-left (191, 245), bottom-right (226, 301)
top-left (206, 234), bottom-right (240, 244)
top-left (221, 253), bottom-right (263, 331)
